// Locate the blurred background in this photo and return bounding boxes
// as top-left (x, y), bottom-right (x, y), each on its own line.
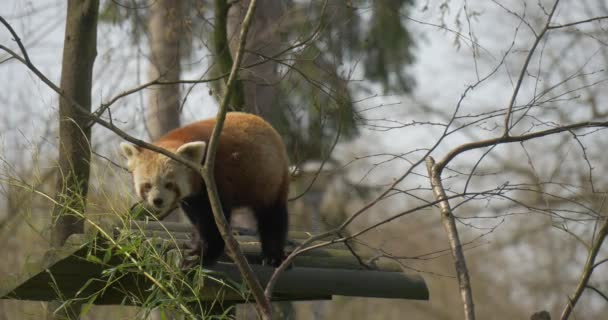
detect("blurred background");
top-left (1, 0), bottom-right (608, 319)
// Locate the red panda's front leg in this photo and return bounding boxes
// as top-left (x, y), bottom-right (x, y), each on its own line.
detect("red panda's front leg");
top-left (181, 228), bottom-right (203, 270)
top-left (180, 193), bottom-right (231, 267)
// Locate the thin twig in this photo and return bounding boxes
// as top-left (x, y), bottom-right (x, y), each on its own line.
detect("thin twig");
top-left (559, 216), bottom-right (608, 320)
top-left (585, 284), bottom-right (608, 302)
top-left (435, 120), bottom-right (608, 173)
top-left (548, 15), bottom-right (608, 29)
top-left (264, 122), bottom-right (448, 298)
top-left (1, 10), bottom-right (272, 318)
top-left (90, 0), bottom-right (329, 123)
top-left (200, 0), bottom-right (273, 319)
top-left (502, 0), bottom-right (561, 136)
top-left (288, 115), bottom-right (342, 201)
top-left (339, 231), bottom-right (372, 270)
top-left (0, 16), bottom-right (30, 64)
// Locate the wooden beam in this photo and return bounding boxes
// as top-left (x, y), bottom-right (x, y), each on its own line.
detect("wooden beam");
top-left (2, 223), bottom-right (429, 305)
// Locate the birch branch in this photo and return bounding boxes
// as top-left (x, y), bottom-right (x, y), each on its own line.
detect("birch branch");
top-left (426, 156), bottom-right (475, 320)
top-left (559, 216), bottom-right (608, 320)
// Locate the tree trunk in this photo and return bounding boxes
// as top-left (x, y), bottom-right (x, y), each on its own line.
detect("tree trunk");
top-left (48, 1), bottom-right (99, 319)
top-left (145, 0), bottom-right (182, 140)
top-left (146, 0), bottom-right (185, 227)
top-left (51, 0), bottom-right (98, 252)
top-left (145, 2), bottom-right (184, 319)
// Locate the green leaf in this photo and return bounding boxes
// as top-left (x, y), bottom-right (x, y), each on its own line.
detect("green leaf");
top-left (102, 246), bottom-right (113, 264)
top-left (85, 253), bottom-right (103, 264)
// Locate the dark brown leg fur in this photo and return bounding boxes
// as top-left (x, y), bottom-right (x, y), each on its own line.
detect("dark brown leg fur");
top-left (180, 193), bottom-right (231, 267)
top-left (254, 202), bottom-right (288, 267)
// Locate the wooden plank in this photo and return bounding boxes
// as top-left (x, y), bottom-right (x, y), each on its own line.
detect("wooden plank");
top-left (122, 220), bottom-right (371, 256)
top-left (116, 236), bottom-right (402, 272)
top-left (127, 220), bottom-right (323, 242)
top-left (2, 225), bottom-right (429, 305)
top-left (3, 246), bottom-right (334, 304)
top-left (208, 263), bottom-right (429, 300)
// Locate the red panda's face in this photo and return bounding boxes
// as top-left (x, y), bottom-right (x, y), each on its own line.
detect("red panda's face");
top-left (120, 141), bottom-right (206, 213)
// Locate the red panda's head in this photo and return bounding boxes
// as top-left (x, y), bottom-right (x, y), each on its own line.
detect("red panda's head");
top-left (120, 141), bottom-right (206, 212)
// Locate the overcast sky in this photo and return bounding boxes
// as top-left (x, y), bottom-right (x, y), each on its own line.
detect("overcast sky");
top-left (1, 0), bottom-right (606, 188)
top-left (1, 1), bottom-right (608, 316)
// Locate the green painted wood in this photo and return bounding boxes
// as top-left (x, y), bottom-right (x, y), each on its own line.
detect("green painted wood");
top-left (1, 221), bottom-right (429, 306)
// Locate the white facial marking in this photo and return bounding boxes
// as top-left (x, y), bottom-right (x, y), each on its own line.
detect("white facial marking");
top-left (126, 148), bottom-right (199, 213)
top-left (132, 166), bottom-right (175, 212)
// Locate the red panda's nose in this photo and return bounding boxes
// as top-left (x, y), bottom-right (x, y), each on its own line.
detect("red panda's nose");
top-left (153, 198), bottom-right (164, 207)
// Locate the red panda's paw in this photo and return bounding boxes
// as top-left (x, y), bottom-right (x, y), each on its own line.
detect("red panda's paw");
top-left (180, 255), bottom-right (201, 271)
top-left (184, 232), bottom-right (203, 257)
top-left (181, 235), bottom-right (203, 270)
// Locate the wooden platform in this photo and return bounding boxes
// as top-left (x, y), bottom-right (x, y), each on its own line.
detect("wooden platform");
top-left (1, 221), bottom-right (428, 305)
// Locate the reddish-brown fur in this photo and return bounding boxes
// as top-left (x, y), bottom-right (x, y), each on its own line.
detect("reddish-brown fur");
top-left (132, 112), bottom-right (290, 266)
top-left (150, 112), bottom-right (290, 209)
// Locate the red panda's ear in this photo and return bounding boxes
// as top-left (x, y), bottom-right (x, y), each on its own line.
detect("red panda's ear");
top-left (120, 142), bottom-right (140, 170)
top-left (176, 141), bottom-right (207, 164)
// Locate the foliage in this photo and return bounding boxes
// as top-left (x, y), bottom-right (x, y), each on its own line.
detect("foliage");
top-left (98, 0), bottom-right (417, 161)
top-left (3, 0), bottom-right (608, 319)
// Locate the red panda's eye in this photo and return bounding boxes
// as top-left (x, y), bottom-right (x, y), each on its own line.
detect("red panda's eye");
top-left (165, 182), bottom-right (175, 190)
top-left (142, 183), bottom-right (152, 191)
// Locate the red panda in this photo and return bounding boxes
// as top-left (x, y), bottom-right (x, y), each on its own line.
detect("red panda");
top-left (120, 112), bottom-right (290, 267)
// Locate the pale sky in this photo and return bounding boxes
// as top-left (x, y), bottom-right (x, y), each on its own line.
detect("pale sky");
top-left (1, 1), bottom-right (607, 315)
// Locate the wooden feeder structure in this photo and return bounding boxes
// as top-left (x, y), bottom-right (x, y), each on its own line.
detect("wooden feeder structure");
top-left (1, 220), bottom-right (428, 312)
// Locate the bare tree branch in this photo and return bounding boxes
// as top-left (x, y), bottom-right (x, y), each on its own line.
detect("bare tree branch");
top-left (199, 0), bottom-right (273, 319)
top-left (2, 8), bottom-right (272, 318)
top-left (435, 120), bottom-right (608, 173)
top-left (548, 15), bottom-right (608, 29)
top-left (559, 214), bottom-right (608, 320)
top-left (503, 0), bottom-right (561, 136)
top-left (4, 3), bottom-right (608, 319)
top-left (426, 156), bottom-right (475, 320)
top-left (585, 284), bottom-right (608, 302)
